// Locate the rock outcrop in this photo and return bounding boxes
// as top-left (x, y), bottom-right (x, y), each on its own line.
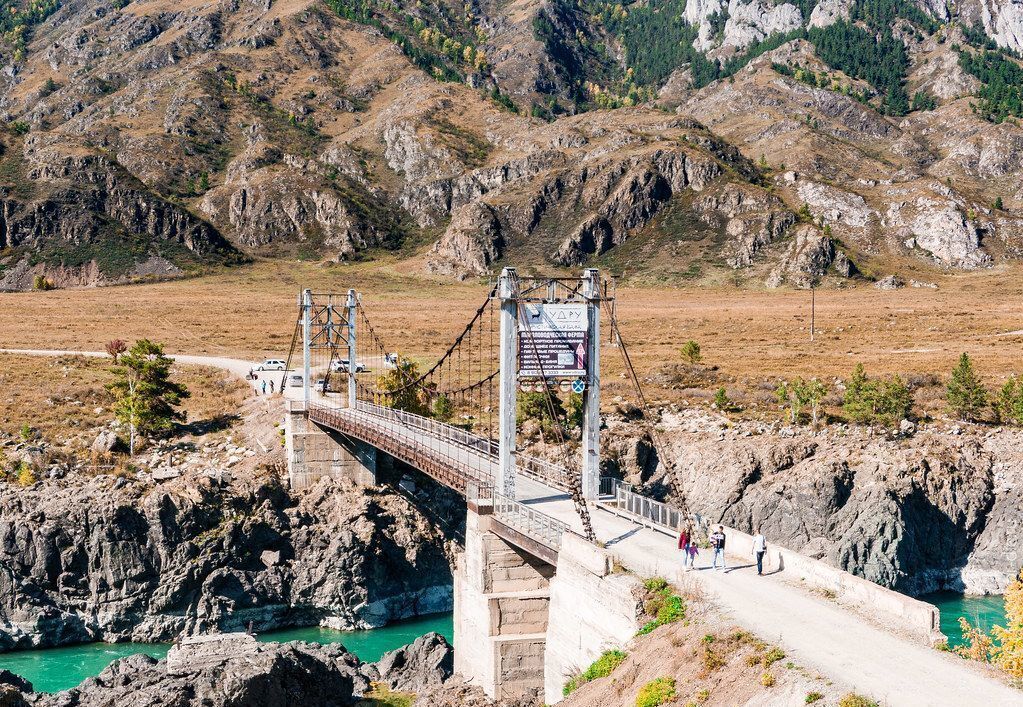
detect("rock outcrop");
top-left (610, 410), bottom-right (1023, 595)
top-left (0, 475), bottom-right (452, 651)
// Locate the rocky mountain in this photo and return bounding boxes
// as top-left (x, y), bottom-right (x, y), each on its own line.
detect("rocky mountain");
top-left (0, 472), bottom-right (454, 650)
top-left (604, 408), bottom-right (1023, 596)
top-left (2, 0), bottom-right (1023, 287)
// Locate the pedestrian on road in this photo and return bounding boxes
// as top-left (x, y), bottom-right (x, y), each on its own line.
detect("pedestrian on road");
top-left (752, 530), bottom-right (767, 575)
top-left (261, 380), bottom-right (267, 395)
top-left (686, 538), bottom-right (699, 569)
top-left (270, 379), bottom-right (276, 394)
top-left (678, 526), bottom-right (692, 570)
top-left (710, 526), bottom-right (727, 570)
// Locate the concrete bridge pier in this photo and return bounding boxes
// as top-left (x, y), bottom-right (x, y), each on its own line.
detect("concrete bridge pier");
top-left (454, 505), bottom-right (643, 703)
top-left (285, 400), bottom-right (377, 489)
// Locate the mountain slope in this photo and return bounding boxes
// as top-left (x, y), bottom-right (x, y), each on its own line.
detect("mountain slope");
top-left (1, 0), bottom-right (1023, 288)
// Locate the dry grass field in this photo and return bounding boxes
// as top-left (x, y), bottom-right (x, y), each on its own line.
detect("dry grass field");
top-left (1, 258), bottom-right (1021, 414)
top-left (0, 353), bottom-right (248, 449)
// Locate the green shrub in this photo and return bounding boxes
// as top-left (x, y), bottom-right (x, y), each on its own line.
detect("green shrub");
top-left (637, 579), bottom-right (686, 635)
top-left (643, 577), bottom-right (669, 592)
top-left (564, 649), bottom-right (628, 695)
top-left (713, 387), bottom-right (739, 412)
top-left (805, 692), bottom-right (824, 704)
top-left (679, 340), bottom-right (702, 364)
top-left (842, 363), bottom-right (913, 426)
top-left (636, 677), bottom-right (676, 707)
top-left (760, 671), bottom-right (776, 687)
top-left (762, 647), bottom-right (786, 666)
top-left (839, 694), bottom-right (879, 707)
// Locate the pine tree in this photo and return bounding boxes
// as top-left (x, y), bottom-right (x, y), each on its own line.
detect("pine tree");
top-left (842, 363), bottom-right (873, 423)
top-left (107, 340), bottom-right (190, 455)
top-left (946, 353), bottom-right (988, 422)
top-left (994, 376), bottom-right (1023, 425)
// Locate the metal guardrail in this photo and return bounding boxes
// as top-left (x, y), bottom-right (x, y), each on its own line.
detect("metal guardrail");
top-left (598, 477), bottom-right (702, 535)
top-left (493, 492), bottom-right (568, 550)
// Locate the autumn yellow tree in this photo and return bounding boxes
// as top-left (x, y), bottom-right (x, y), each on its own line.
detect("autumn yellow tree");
top-left (993, 571), bottom-right (1023, 682)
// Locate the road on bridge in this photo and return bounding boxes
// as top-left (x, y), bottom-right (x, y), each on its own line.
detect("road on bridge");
top-left (4, 348), bottom-right (1020, 706)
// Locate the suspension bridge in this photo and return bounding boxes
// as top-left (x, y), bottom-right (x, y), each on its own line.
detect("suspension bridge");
top-left (274, 267), bottom-right (1019, 706)
top-left (3, 266), bottom-right (1018, 704)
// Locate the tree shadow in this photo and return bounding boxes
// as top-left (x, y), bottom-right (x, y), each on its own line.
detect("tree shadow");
top-left (176, 413), bottom-right (240, 436)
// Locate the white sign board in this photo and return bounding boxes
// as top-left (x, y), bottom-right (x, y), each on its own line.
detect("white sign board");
top-left (518, 303), bottom-right (588, 378)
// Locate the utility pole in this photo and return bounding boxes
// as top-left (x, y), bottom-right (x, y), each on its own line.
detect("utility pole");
top-left (810, 281), bottom-right (816, 342)
top-left (302, 288), bottom-right (312, 407)
top-left (582, 268), bottom-right (601, 500)
top-left (347, 289), bottom-right (357, 408)
top-left (497, 267), bottom-right (518, 500)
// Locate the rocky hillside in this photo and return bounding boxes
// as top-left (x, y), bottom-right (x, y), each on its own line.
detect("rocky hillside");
top-left (0, 471), bottom-right (454, 651)
top-left (2, 0), bottom-right (1023, 287)
top-left (603, 409), bottom-right (1023, 596)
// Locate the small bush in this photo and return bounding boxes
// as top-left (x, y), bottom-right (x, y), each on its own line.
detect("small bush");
top-left (644, 577), bottom-right (669, 592)
top-left (762, 647), bottom-right (786, 666)
top-left (15, 461), bottom-right (37, 487)
top-left (563, 649), bottom-right (627, 695)
top-left (696, 687), bottom-right (710, 702)
top-left (701, 644), bottom-right (725, 672)
top-left (760, 671), bottom-right (776, 687)
top-left (636, 677), bottom-right (676, 707)
top-left (838, 694), bottom-right (879, 707)
top-left (805, 692), bottom-right (824, 704)
top-left (679, 340), bottom-right (702, 364)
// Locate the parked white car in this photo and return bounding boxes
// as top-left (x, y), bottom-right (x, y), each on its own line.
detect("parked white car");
top-left (288, 374), bottom-right (304, 387)
top-left (258, 359), bottom-right (286, 371)
top-left (330, 359), bottom-right (367, 373)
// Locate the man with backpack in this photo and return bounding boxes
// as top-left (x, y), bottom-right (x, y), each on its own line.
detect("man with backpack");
top-left (710, 526), bottom-right (727, 570)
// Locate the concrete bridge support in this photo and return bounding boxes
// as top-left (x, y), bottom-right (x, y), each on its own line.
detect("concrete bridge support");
top-left (285, 401), bottom-right (377, 490)
top-left (454, 506), bottom-right (553, 700)
top-left (455, 507), bottom-right (644, 703)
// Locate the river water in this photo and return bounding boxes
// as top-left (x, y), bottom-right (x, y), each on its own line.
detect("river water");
top-left (0, 613), bottom-right (453, 694)
top-left (923, 592), bottom-right (1007, 646)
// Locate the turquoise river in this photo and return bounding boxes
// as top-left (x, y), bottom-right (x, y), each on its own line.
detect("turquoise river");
top-left (0, 613), bottom-right (453, 694)
top-left (0, 595), bottom-right (1007, 693)
top-left (924, 592), bottom-right (1007, 646)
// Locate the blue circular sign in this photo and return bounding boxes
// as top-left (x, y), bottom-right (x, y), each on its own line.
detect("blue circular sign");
top-left (571, 379), bottom-right (586, 394)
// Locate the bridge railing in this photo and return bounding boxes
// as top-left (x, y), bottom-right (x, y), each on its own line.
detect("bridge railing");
top-left (354, 400), bottom-right (577, 492)
top-left (599, 477), bottom-right (702, 535)
top-left (355, 400), bottom-right (498, 456)
top-left (493, 492), bottom-right (569, 551)
top-left (309, 403), bottom-right (492, 493)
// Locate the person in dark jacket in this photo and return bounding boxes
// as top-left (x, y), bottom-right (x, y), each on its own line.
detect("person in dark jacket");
top-left (710, 526), bottom-right (727, 570)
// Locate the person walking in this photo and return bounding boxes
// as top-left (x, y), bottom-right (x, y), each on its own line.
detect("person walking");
top-left (710, 526), bottom-right (727, 570)
top-left (678, 526), bottom-right (692, 570)
top-left (752, 530), bottom-right (767, 575)
top-left (270, 379), bottom-right (275, 394)
top-left (261, 379), bottom-right (267, 395)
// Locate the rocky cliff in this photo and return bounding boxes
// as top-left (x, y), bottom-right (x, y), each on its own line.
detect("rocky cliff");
top-left (0, 472), bottom-right (453, 651)
top-left (605, 410), bottom-right (1023, 596)
top-left (3, 0), bottom-right (1023, 287)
